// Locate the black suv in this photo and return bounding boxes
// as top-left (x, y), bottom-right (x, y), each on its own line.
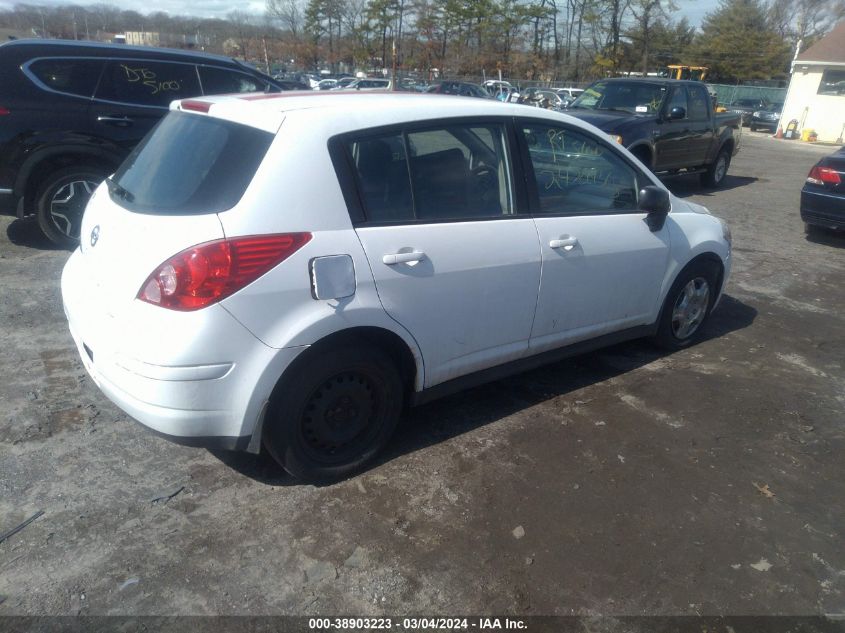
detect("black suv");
top-left (0, 39), bottom-right (285, 246)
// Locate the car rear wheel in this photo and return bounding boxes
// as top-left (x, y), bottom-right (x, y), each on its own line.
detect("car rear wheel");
top-left (36, 166), bottom-right (107, 248)
top-left (263, 345), bottom-right (404, 482)
top-left (654, 260), bottom-right (720, 350)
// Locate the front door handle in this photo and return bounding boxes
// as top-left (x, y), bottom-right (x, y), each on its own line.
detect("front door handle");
top-left (549, 236), bottom-right (578, 251)
top-left (382, 251), bottom-right (426, 265)
top-left (97, 115), bottom-right (134, 127)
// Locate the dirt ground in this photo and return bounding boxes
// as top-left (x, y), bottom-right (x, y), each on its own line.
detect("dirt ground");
top-left (0, 132), bottom-right (843, 619)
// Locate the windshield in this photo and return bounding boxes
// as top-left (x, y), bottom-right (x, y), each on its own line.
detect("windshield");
top-left (111, 111), bottom-right (274, 215)
top-left (570, 81), bottom-right (668, 114)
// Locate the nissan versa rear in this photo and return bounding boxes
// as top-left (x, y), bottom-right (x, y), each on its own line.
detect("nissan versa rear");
top-left (62, 93), bottom-right (731, 481)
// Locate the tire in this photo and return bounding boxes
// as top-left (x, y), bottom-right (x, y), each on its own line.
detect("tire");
top-left (701, 147), bottom-right (730, 188)
top-left (263, 345), bottom-right (404, 482)
top-left (654, 260), bottom-right (720, 350)
top-left (631, 147), bottom-right (652, 170)
top-left (36, 166), bottom-right (107, 248)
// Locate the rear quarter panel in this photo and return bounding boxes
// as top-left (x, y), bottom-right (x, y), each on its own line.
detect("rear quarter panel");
top-left (216, 108), bottom-right (426, 390)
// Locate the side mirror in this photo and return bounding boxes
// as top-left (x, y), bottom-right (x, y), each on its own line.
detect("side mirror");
top-left (639, 186), bottom-right (671, 231)
top-left (669, 106), bottom-right (686, 120)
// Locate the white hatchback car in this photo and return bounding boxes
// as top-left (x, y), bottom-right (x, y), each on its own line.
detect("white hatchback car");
top-left (62, 92), bottom-right (731, 481)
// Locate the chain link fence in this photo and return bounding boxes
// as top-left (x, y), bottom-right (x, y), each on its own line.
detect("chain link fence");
top-left (706, 83), bottom-right (788, 106)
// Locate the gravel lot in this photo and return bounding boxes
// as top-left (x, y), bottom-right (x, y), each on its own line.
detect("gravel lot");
top-left (0, 132), bottom-right (843, 618)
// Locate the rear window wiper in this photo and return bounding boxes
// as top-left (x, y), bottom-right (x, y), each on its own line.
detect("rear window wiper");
top-left (105, 177), bottom-right (135, 203)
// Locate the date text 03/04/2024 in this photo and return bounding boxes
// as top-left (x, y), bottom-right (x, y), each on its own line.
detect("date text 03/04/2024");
top-left (308, 617), bottom-right (528, 630)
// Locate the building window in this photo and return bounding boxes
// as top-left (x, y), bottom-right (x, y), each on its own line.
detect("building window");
top-left (818, 69), bottom-right (845, 96)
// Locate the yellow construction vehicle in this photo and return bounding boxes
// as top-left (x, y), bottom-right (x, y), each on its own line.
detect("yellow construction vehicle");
top-left (666, 65), bottom-right (709, 81)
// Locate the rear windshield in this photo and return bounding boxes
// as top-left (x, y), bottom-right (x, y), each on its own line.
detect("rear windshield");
top-left (110, 111), bottom-right (274, 214)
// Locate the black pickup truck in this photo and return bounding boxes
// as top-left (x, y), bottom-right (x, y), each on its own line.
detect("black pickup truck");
top-left (564, 78), bottom-right (741, 187)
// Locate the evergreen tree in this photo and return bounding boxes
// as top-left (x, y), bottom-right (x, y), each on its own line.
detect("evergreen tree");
top-left (687, 0), bottom-right (791, 81)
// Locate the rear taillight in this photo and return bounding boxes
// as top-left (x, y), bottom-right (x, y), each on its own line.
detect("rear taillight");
top-left (138, 233), bottom-right (312, 311)
top-left (0, 106), bottom-right (9, 115)
top-left (807, 165), bottom-right (842, 185)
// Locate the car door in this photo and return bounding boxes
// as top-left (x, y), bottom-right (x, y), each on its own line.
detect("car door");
top-left (517, 119), bottom-right (671, 354)
top-left (89, 59), bottom-right (202, 153)
top-left (685, 84), bottom-right (716, 164)
top-left (654, 85), bottom-right (692, 170)
top-left (344, 120), bottom-right (542, 387)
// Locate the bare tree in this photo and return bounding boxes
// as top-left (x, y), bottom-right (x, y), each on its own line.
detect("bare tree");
top-left (267, 0), bottom-right (304, 38)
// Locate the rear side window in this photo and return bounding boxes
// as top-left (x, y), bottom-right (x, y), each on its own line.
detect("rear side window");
top-left (26, 58), bottom-right (104, 97)
top-left (346, 122), bottom-right (514, 223)
top-left (110, 111), bottom-right (273, 214)
top-left (688, 86), bottom-right (710, 120)
top-left (96, 60), bottom-right (201, 107)
top-left (199, 66), bottom-right (266, 94)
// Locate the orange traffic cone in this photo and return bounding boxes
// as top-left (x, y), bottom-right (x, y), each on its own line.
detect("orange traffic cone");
top-left (774, 126), bottom-right (783, 138)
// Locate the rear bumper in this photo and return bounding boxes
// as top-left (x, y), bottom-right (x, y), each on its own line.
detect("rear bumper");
top-left (801, 188), bottom-right (845, 230)
top-left (61, 249), bottom-right (305, 449)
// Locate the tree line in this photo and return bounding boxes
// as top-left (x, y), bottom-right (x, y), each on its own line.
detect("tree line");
top-left (1, 0), bottom-right (843, 82)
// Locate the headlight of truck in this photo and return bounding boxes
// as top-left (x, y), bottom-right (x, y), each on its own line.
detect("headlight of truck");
top-left (752, 110), bottom-right (762, 118)
top-left (609, 134), bottom-right (624, 145)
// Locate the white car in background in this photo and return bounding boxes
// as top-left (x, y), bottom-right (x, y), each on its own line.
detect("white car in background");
top-left (338, 78), bottom-right (391, 91)
top-left (315, 78), bottom-right (338, 91)
top-left (62, 92), bottom-right (731, 481)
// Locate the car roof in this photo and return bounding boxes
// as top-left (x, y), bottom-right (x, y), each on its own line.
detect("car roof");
top-left (596, 77), bottom-right (701, 86)
top-left (0, 38), bottom-right (242, 66)
top-left (172, 91), bottom-right (605, 135)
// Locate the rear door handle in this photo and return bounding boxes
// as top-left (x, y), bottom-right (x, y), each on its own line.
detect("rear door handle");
top-left (382, 251), bottom-right (425, 265)
top-left (549, 237), bottom-right (578, 251)
top-left (97, 115), bottom-right (134, 127)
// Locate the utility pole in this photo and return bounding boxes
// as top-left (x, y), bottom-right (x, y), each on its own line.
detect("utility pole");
top-left (391, 36), bottom-right (397, 91)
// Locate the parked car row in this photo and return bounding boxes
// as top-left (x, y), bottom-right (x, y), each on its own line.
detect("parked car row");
top-left (727, 97), bottom-right (785, 131)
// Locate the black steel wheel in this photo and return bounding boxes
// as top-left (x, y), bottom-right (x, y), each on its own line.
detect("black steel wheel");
top-left (263, 345), bottom-right (403, 482)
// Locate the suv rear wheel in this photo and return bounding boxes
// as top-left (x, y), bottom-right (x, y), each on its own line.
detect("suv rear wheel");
top-left (263, 345), bottom-right (404, 482)
top-left (36, 166), bottom-right (107, 248)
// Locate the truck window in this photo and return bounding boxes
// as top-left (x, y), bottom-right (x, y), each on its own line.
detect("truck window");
top-left (688, 86), bottom-right (710, 120)
top-left (667, 86), bottom-right (688, 118)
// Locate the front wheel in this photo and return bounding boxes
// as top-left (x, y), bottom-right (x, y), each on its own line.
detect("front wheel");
top-left (654, 260), bottom-right (720, 350)
top-left (700, 147), bottom-right (730, 188)
top-left (35, 166), bottom-right (107, 248)
top-left (263, 345), bottom-right (404, 482)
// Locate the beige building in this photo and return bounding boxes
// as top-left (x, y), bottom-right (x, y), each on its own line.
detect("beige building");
top-left (124, 31), bottom-right (161, 47)
top-left (780, 21), bottom-right (845, 142)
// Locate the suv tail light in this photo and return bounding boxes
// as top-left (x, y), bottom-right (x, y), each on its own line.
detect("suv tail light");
top-left (807, 165), bottom-right (841, 186)
top-left (0, 107), bottom-right (9, 115)
top-left (139, 233), bottom-right (312, 311)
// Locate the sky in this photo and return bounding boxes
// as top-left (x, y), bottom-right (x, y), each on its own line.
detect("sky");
top-left (0, 0), bottom-right (720, 28)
